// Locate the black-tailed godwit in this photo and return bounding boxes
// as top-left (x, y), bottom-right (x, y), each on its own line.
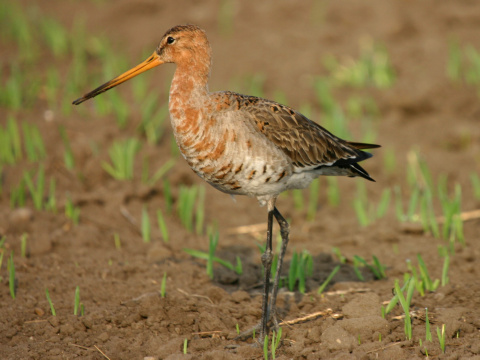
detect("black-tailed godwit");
top-left (73, 24), bottom-right (380, 342)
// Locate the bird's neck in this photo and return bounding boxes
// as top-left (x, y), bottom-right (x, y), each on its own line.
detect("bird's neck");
top-left (168, 61), bottom-right (212, 157)
top-left (169, 59), bottom-right (210, 109)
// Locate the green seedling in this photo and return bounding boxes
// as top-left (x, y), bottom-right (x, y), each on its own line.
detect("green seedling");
top-left (74, 286), bottom-right (80, 315)
top-left (352, 256), bottom-right (365, 281)
top-left (332, 247), bottom-right (346, 264)
top-left (113, 92), bottom-right (130, 129)
top-left (65, 195), bottom-right (80, 225)
top-left (183, 338), bottom-right (188, 354)
top-left (383, 147), bottom-right (397, 175)
top-left (141, 206), bottom-right (151, 243)
top-left (8, 252), bottom-right (16, 299)
top-left (393, 186), bottom-right (405, 222)
top-left (438, 181), bottom-right (461, 240)
top-left (10, 180), bottom-right (26, 208)
top-left (195, 185), bottom-right (206, 235)
top-left (441, 253), bottom-right (450, 287)
top-left (218, 0), bottom-right (235, 35)
top-left (417, 254), bottom-right (440, 292)
top-left (313, 77), bottom-right (335, 115)
top-left (22, 122), bottom-right (46, 162)
top-left (323, 40), bottom-right (395, 88)
top-left (40, 17), bottom-right (69, 58)
top-left (23, 165), bottom-right (45, 210)
top-left (406, 259), bottom-right (424, 296)
top-left (385, 277), bottom-right (411, 315)
top-left (5, 117), bottom-right (22, 162)
top-left (471, 173), bottom-right (480, 199)
top-left (20, 233), bottom-right (27, 258)
top-left (45, 179), bottom-right (57, 213)
top-left (145, 159), bottom-right (175, 186)
top-left (132, 66), bottom-right (149, 102)
top-left (1, 64), bottom-right (24, 109)
top-left (271, 327), bottom-right (282, 359)
top-left (376, 188), bottom-right (391, 218)
top-left (137, 93), bottom-right (168, 144)
top-left (236, 323), bottom-right (240, 335)
top-left (419, 190), bottom-right (440, 238)
top-left (162, 179), bottom-right (173, 214)
top-left (287, 250), bottom-right (313, 293)
top-left (292, 189), bottom-right (305, 210)
top-left (273, 90), bottom-right (288, 106)
top-left (114, 233), bottom-right (121, 250)
top-left (317, 265), bottom-right (341, 295)
top-left (102, 138), bottom-right (141, 180)
top-left (243, 73), bottom-right (266, 98)
top-left (184, 238), bottom-right (242, 277)
top-left (425, 308), bottom-right (432, 342)
top-left (394, 278), bottom-right (415, 340)
top-left (437, 324), bottom-right (446, 353)
top-left (326, 177), bottom-right (340, 206)
top-left (307, 179), bottom-right (320, 221)
top-left (58, 125), bottom-right (75, 170)
top-left (263, 334), bottom-right (269, 360)
top-left (45, 67), bottom-right (60, 109)
top-left (177, 185), bottom-right (197, 232)
top-left (353, 255), bottom-right (386, 280)
top-left (353, 197), bottom-right (370, 227)
top-left (464, 45), bottom-right (480, 86)
top-left (143, 103), bottom-right (168, 145)
top-left (207, 229), bottom-right (219, 279)
top-left (45, 288), bottom-right (56, 316)
top-left (156, 209), bottom-right (169, 243)
top-left (177, 185), bottom-right (206, 233)
top-left (160, 272), bottom-right (167, 298)
top-left (447, 40), bottom-right (462, 81)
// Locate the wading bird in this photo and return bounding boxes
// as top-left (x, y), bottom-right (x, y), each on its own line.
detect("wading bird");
top-left (73, 24), bottom-right (379, 342)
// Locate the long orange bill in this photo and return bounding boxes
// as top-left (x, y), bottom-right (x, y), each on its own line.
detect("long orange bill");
top-left (72, 52), bottom-right (163, 105)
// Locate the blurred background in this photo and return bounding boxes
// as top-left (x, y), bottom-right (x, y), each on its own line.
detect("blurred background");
top-left (1, 0), bottom-right (479, 358)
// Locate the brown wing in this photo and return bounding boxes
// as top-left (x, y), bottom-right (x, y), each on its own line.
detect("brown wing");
top-left (232, 93), bottom-right (377, 168)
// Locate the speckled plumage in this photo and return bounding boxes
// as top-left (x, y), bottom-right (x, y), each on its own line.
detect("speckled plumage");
top-left (73, 24), bottom-right (380, 343)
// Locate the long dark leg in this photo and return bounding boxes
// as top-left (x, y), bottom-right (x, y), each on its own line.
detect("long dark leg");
top-left (269, 207), bottom-right (290, 329)
top-left (259, 209), bottom-right (275, 342)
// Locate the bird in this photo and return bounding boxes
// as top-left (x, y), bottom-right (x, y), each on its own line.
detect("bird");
top-left (73, 24), bottom-right (380, 343)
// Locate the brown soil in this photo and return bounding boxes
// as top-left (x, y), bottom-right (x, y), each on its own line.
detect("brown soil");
top-left (2, 0), bottom-right (480, 359)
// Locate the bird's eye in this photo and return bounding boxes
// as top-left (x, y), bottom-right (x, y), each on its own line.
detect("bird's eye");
top-left (166, 36), bottom-right (175, 44)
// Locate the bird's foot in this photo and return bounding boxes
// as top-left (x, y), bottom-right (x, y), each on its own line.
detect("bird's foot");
top-left (234, 309), bottom-right (282, 344)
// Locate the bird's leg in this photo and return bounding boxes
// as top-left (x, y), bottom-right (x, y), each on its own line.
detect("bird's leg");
top-left (259, 208), bottom-right (275, 343)
top-left (268, 207), bottom-right (290, 330)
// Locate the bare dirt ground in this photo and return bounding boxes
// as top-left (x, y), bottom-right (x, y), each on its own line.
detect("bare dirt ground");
top-left (1, 0), bottom-right (480, 359)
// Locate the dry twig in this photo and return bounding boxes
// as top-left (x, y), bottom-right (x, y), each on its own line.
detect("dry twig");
top-left (94, 345), bottom-right (111, 360)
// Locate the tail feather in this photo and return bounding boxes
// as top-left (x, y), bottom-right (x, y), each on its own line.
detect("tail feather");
top-left (348, 142), bottom-right (381, 150)
top-left (348, 162), bottom-right (375, 182)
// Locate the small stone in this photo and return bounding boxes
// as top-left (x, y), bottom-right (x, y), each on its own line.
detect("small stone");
top-left (342, 293), bottom-right (381, 318)
top-left (48, 316), bottom-right (59, 328)
top-left (231, 290), bottom-right (250, 303)
top-left (5, 327), bottom-right (18, 339)
top-left (98, 332), bottom-right (109, 342)
top-left (320, 323), bottom-right (356, 351)
top-left (59, 324), bottom-right (74, 336)
top-left (82, 317), bottom-right (93, 329)
top-left (9, 208), bottom-right (34, 224)
top-left (34, 308), bottom-right (45, 317)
